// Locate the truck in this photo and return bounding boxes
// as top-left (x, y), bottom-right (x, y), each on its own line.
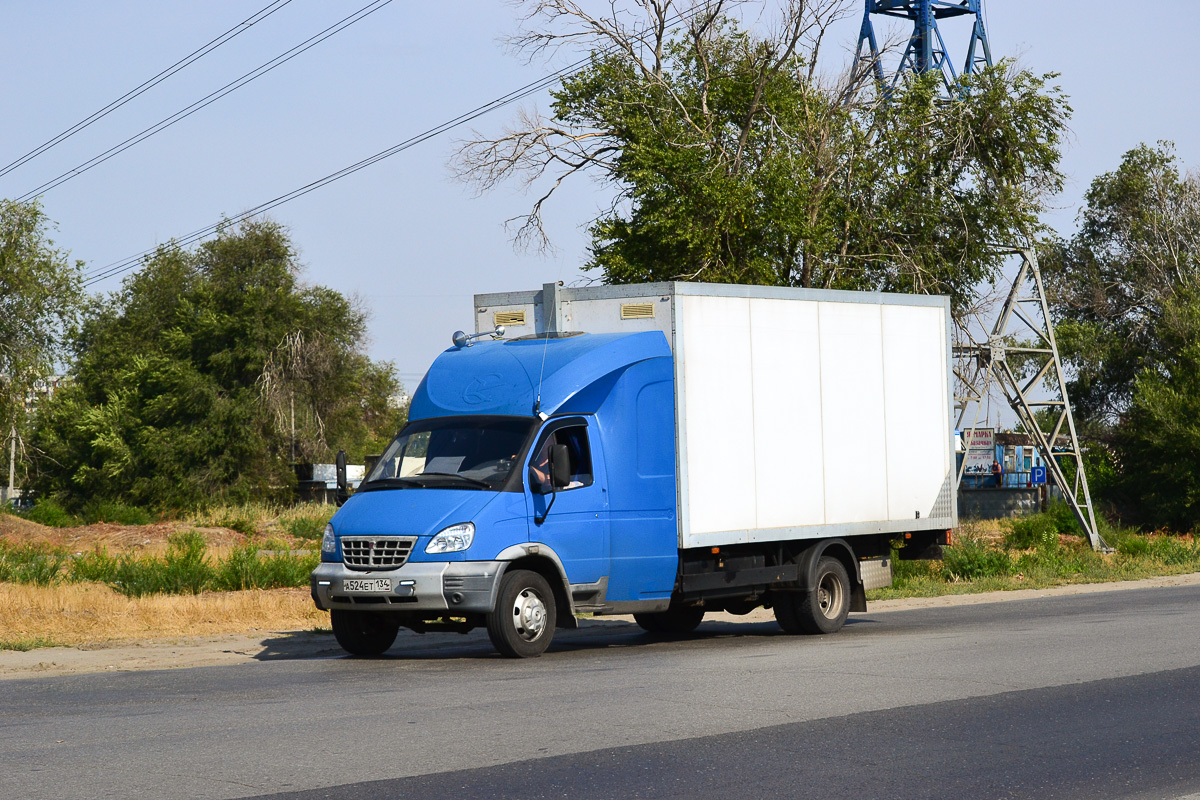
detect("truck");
top-left (310, 281), bottom-right (956, 658)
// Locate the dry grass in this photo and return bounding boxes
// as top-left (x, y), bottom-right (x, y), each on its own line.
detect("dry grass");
top-left (0, 582), bottom-right (329, 649)
top-left (1, 509), bottom-right (333, 650)
top-left (183, 501), bottom-right (334, 540)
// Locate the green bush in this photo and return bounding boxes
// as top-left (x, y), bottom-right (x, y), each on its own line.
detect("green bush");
top-left (1115, 534), bottom-right (1151, 558)
top-left (1046, 501), bottom-right (1084, 537)
top-left (5, 531), bottom-right (318, 597)
top-left (219, 515), bottom-right (257, 535)
top-left (943, 537), bottom-right (1011, 581)
top-left (22, 500), bottom-right (81, 528)
top-left (1147, 536), bottom-right (1200, 566)
top-left (71, 547), bottom-right (121, 584)
top-left (282, 514), bottom-right (328, 541)
top-left (160, 531), bottom-right (213, 594)
top-left (889, 552), bottom-right (937, 585)
top-left (103, 532), bottom-right (215, 597)
top-left (81, 500), bottom-right (151, 526)
top-left (212, 546), bottom-right (319, 591)
top-left (105, 557), bottom-right (167, 598)
top-left (1004, 513), bottom-right (1060, 551)
top-left (0, 542), bottom-right (67, 585)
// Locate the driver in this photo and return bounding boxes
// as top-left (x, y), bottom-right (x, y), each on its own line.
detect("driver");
top-left (529, 435), bottom-right (582, 491)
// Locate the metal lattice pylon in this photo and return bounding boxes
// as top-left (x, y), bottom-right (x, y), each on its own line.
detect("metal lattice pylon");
top-left (953, 248), bottom-right (1109, 551)
top-left (855, 0), bottom-right (993, 96)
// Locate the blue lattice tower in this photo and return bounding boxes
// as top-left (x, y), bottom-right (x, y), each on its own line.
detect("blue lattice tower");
top-left (855, 1), bottom-right (993, 94)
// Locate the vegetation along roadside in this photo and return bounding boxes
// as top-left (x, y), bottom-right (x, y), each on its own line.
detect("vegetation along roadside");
top-left (2, 499), bottom-right (1197, 651)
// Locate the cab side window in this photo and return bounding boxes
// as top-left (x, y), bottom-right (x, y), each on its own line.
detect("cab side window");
top-left (531, 424), bottom-right (593, 491)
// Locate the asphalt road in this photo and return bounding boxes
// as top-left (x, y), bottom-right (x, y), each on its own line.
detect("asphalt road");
top-left (4, 585), bottom-right (1200, 799)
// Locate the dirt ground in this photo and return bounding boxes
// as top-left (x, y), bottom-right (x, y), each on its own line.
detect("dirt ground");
top-left (0, 512), bottom-right (254, 555)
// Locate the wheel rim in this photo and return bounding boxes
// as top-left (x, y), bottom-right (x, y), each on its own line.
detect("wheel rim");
top-left (817, 572), bottom-right (844, 619)
top-left (512, 586), bottom-right (548, 641)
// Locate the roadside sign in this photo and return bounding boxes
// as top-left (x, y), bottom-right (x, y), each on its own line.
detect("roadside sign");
top-left (961, 428), bottom-right (994, 451)
top-left (1030, 466), bottom-right (1047, 485)
top-left (960, 427), bottom-right (996, 475)
top-left (963, 450), bottom-right (994, 475)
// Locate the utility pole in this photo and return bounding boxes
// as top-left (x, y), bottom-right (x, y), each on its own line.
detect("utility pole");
top-left (953, 248), bottom-right (1108, 552)
top-left (7, 424), bottom-right (15, 505)
top-left (855, 0), bottom-right (993, 96)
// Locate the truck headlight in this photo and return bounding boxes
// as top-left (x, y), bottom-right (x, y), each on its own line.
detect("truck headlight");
top-left (321, 523), bottom-right (336, 554)
top-left (425, 522), bottom-right (475, 554)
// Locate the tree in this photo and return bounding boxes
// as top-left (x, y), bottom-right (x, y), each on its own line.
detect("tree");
top-left (31, 219), bottom-right (402, 510)
top-left (0, 199), bottom-right (84, 492)
top-left (1041, 142), bottom-right (1200, 425)
top-left (1109, 293), bottom-right (1200, 531)
top-left (1042, 143), bottom-right (1200, 530)
top-left (455, 0), bottom-right (1070, 314)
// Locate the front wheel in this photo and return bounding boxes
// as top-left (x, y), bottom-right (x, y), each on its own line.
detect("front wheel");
top-left (331, 609), bottom-right (400, 656)
top-left (774, 556), bottom-right (851, 635)
top-left (487, 569), bottom-right (557, 658)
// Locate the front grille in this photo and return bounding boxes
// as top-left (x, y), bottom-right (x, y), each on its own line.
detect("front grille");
top-left (341, 536), bottom-right (417, 571)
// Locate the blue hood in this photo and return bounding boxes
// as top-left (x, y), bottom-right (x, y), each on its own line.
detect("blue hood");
top-left (410, 331), bottom-right (670, 419)
top-left (330, 487), bottom-right (530, 562)
top-left (332, 488), bottom-right (497, 540)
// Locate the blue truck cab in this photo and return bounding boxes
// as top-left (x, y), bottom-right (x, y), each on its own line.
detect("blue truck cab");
top-left (311, 329), bottom-right (682, 657)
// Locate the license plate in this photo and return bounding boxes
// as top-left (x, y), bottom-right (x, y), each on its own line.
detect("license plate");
top-left (343, 578), bottom-right (391, 592)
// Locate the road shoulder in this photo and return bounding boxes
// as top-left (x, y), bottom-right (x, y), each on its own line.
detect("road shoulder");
top-left (4, 571), bottom-right (1199, 680)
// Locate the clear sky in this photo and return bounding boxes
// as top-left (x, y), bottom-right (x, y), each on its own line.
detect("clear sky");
top-left (3, 1), bottom-right (1197, 394)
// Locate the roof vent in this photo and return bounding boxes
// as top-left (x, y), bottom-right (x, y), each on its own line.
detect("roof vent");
top-left (620, 302), bottom-right (655, 320)
top-left (494, 310), bottom-right (526, 327)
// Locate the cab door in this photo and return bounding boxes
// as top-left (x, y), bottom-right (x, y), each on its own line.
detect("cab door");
top-left (525, 417), bottom-right (609, 585)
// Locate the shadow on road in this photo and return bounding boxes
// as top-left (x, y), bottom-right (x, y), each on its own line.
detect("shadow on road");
top-left (246, 613), bottom-right (885, 664)
top-left (251, 631), bottom-right (343, 662)
top-left (309, 615), bottom-right (883, 662)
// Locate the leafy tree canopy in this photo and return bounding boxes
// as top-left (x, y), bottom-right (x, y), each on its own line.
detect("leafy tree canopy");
top-left (1043, 143), bottom-right (1200, 530)
top-left (1042, 141), bottom-right (1200, 425)
top-left (32, 219), bottom-right (403, 510)
top-left (456, 0), bottom-right (1070, 314)
top-left (1109, 293), bottom-right (1200, 531)
top-left (0, 200), bottom-right (83, 463)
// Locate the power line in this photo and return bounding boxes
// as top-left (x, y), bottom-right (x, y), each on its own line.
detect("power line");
top-left (16, 0), bottom-right (394, 204)
top-left (82, 7), bottom-right (699, 288)
top-left (82, 60), bottom-right (577, 286)
top-left (0, 0), bottom-right (295, 181)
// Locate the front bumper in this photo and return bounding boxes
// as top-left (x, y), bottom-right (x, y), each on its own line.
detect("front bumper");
top-left (310, 560), bottom-right (505, 614)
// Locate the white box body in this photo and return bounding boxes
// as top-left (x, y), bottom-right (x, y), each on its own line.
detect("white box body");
top-left (475, 282), bottom-right (956, 550)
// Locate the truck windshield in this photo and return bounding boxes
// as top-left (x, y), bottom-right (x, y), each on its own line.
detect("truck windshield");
top-left (360, 416), bottom-right (537, 491)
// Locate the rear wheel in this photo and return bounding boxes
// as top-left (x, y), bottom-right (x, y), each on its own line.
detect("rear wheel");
top-left (774, 556), bottom-right (851, 635)
top-left (487, 569), bottom-right (557, 658)
top-left (331, 609), bottom-right (400, 656)
top-left (633, 604), bottom-right (705, 635)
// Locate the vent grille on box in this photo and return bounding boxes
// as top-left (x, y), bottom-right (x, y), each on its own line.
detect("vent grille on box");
top-left (620, 302), bottom-right (655, 320)
top-left (494, 310), bottom-right (526, 327)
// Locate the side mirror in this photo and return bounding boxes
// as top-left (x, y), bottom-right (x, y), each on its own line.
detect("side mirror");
top-left (335, 449), bottom-right (349, 506)
top-left (549, 444), bottom-right (571, 488)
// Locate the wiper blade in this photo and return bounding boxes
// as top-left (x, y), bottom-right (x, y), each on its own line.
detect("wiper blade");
top-left (357, 477), bottom-right (416, 491)
top-left (417, 472), bottom-right (493, 489)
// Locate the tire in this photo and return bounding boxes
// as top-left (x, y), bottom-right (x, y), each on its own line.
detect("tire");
top-left (773, 596), bottom-right (803, 634)
top-left (487, 569), bottom-right (557, 658)
top-left (633, 604), bottom-right (705, 636)
top-left (775, 556), bottom-right (851, 635)
top-left (331, 609), bottom-right (400, 656)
